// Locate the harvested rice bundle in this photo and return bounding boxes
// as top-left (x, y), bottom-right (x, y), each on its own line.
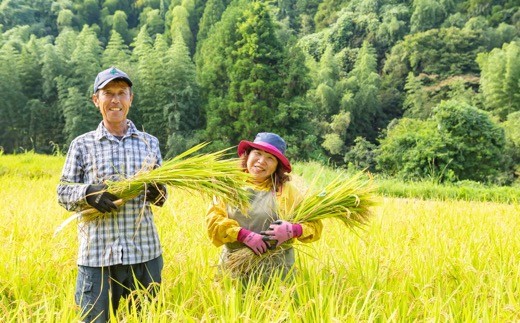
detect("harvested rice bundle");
top-left (100, 142), bottom-right (252, 212)
top-left (55, 143), bottom-right (251, 234)
top-left (288, 170), bottom-right (377, 227)
top-left (224, 170), bottom-right (378, 276)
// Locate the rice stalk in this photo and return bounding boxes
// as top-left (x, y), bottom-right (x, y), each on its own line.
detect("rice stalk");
top-left (286, 170), bottom-right (378, 228)
top-left (224, 170), bottom-right (378, 277)
top-left (102, 142), bottom-right (252, 208)
top-left (224, 247), bottom-right (288, 277)
top-left (55, 143), bottom-right (251, 235)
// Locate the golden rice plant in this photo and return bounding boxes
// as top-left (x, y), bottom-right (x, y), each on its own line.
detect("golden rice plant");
top-left (224, 170), bottom-right (378, 276)
top-left (287, 170), bottom-right (377, 226)
top-left (55, 143), bottom-right (251, 234)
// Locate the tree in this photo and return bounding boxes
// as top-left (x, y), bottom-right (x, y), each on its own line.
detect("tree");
top-left (60, 25), bottom-right (102, 144)
top-left (307, 46), bottom-right (346, 159)
top-left (56, 9), bottom-right (75, 31)
top-left (376, 100), bottom-right (507, 183)
top-left (112, 10), bottom-right (131, 44)
top-left (410, 0), bottom-right (447, 33)
top-left (321, 111), bottom-right (350, 156)
top-left (41, 43), bottom-right (61, 101)
top-left (164, 34), bottom-right (202, 157)
top-left (376, 117), bottom-right (448, 181)
top-left (403, 72), bottom-right (431, 119)
top-left (477, 41), bottom-right (520, 121)
top-left (196, 1), bottom-right (249, 148)
top-left (27, 99), bottom-right (64, 153)
top-left (135, 34), bottom-right (167, 145)
top-left (102, 30), bottom-right (131, 70)
top-left (197, 0), bottom-right (316, 157)
top-left (139, 8), bottom-right (164, 36)
top-left (309, 46), bottom-right (341, 115)
top-left (17, 35), bottom-right (47, 101)
top-left (376, 4), bottom-right (410, 53)
top-left (502, 112), bottom-right (520, 183)
top-left (342, 41), bottom-right (382, 145)
top-left (129, 26), bottom-right (154, 128)
top-left (433, 100), bottom-right (506, 182)
top-left (196, 0), bottom-right (227, 43)
top-left (225, 1), bottom-right (286, 141)
top-left (383, 27), bottom-right (485, 86)
top-left (131, 25), bottom-right (153, 62)
top-left (58, 82), bottom-right (99, 144)
top-left (69, 25), bottom-right (102, 90)
top-left (0, 0), bottom-right (56, 37)
top-left (314, 0), bottom-right (346, 30)
top-left (0, 43), bottom-right (28, 152)
top-left (77, 0), bottom-right (101, 26)
top-left (344, 136), bottom-right (377, 172)
top-left (41, 28), bottom-right (77, 102)
top-left (169, 5), bottom-right (193, 53)
top-left (327, 9), bottom-right (380, 52)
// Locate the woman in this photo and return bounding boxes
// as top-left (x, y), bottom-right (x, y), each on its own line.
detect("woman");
top-left (206, 132), bottom-right (322, 282)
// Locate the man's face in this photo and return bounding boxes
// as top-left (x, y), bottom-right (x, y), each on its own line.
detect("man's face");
top-left (92, 81), bottom-right (133, 126)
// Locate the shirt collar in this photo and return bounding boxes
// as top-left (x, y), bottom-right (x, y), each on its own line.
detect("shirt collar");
top-left (94, 120), bottom-right (140, 141)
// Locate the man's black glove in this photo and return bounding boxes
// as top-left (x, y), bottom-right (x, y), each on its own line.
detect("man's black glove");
top-left (145, 183), bottom-right (166, 207)
top-left (85, 184), bottom-right (119, 213)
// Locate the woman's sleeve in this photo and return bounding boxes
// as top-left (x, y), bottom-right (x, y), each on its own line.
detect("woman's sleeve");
top-left (279, 182), bottom-right (323, 243)
top-left (206, 197), bottom-right (242, 247)
top-left (298, 220), bottom-right (323, 243)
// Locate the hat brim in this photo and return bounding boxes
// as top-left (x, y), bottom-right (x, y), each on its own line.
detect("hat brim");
top-left (96, 76), bottom-right (132, 92)
top-left (238, 140), bottom-right (292, 173)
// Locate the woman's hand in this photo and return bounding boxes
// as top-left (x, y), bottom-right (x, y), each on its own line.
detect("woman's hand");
top-left (262, 220), bottom-right (302, 247)
top-left (238, 228), bottom-right (269, 255)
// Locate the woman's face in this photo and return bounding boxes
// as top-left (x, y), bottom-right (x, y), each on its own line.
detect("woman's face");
top-left (246, 149), bottom-right (279, 183)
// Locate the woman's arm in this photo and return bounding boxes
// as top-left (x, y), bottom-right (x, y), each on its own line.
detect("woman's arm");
top-left (206, 198), bottom-right (242, 247)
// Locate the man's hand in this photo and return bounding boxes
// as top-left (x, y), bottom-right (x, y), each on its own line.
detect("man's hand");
top-left (85, 184), bottom-right (119, 213)
top-left (145, 183), bottom-right (166, 206)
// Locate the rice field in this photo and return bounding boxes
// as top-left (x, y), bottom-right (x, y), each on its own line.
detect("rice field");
top-left (1, 153), bottom-right (519, 322)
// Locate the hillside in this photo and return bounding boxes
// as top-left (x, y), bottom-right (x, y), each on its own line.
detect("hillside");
top-left (0, 0), bottom-right (518, 184)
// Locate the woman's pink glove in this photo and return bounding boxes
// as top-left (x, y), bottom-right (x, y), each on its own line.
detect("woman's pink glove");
top-left (237, 228), bottom-right (268, 255)
top-left (262, 220), bottom-right (302, 247)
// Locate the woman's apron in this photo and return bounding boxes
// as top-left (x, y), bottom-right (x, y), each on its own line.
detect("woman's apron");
top-left (220, 188), bottom-right (295, 281)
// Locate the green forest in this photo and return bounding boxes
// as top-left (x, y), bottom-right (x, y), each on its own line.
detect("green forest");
top-left (0, 0), bottom-right (519, 185)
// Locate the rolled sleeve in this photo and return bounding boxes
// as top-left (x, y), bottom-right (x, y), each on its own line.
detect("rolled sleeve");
top-left (279, 181), bottom-right (323, 243)
top-left (206, 198), bottom-right (241, 247)
top-left (298, 220), bottom-right (323, 243)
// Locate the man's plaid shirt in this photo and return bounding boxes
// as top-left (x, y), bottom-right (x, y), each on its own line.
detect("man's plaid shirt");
top-left (57, 121), bottom-right (163, 267)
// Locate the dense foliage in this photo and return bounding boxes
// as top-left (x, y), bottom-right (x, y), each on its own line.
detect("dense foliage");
top-left (377, 100), bottom-right (507, 182)
top-left (0, 0), bottom-right (518, 184)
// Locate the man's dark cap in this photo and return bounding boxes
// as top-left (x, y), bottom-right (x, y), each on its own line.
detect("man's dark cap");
top-left (93, 67), bottom-right (132, 93)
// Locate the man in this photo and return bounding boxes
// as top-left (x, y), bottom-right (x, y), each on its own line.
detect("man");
top-left (57, 67), bottom-right (167, 322)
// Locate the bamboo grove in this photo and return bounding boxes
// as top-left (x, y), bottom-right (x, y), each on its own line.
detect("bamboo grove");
top-left (0, 0), bottom-right (519, 185)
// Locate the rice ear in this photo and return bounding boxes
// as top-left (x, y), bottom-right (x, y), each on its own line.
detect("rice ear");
top-left (55, 143), bottom-right (251, 234)
top-left (227, 169), bottom-right (378, 276)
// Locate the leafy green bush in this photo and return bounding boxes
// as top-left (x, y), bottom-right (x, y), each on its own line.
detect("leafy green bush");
top-left (502, 111), bottom-right (520, 184)
top-left (344, 136), bottom-right (377, 172)
top-left (434, 100), bottom-right (507, 183)
top-left (376, 100), bottom-right (508, 183)
top-left (375, 118), bottom-right (450, 181)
